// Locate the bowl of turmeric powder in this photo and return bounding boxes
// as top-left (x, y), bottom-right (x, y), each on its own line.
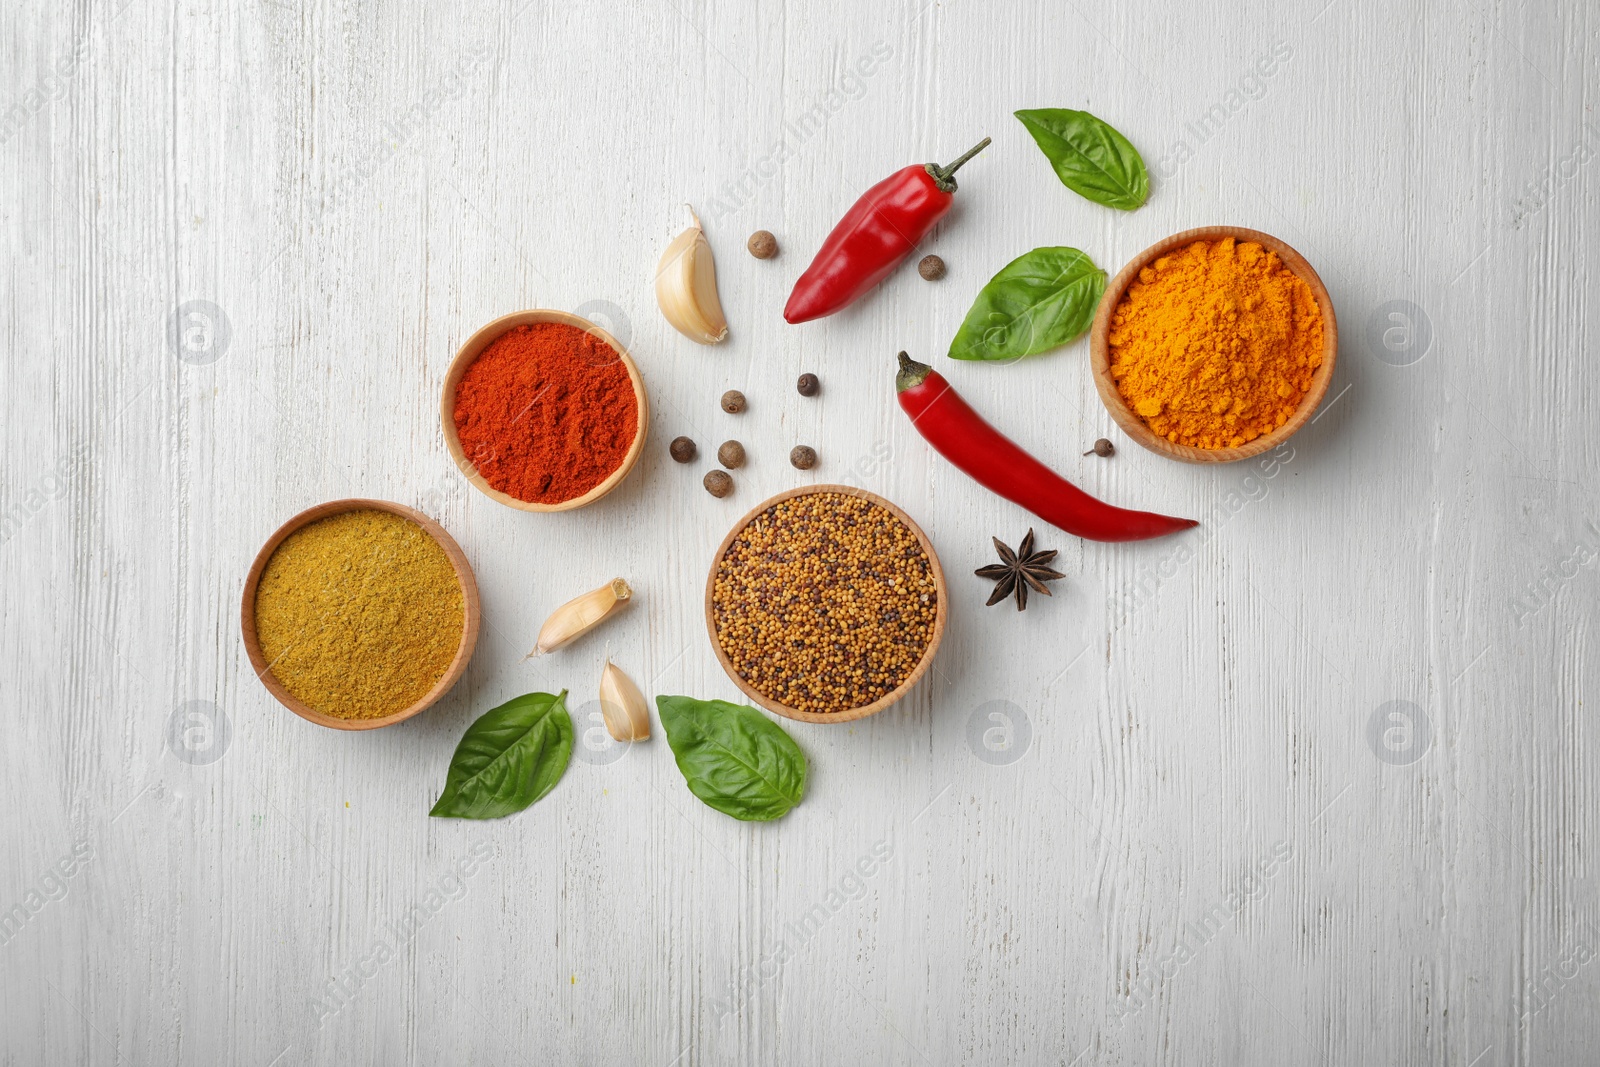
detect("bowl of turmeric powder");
top-left (1088, 226), bottom-right (1338, 463)
top-left (241, 499), bottom-right (481, 730)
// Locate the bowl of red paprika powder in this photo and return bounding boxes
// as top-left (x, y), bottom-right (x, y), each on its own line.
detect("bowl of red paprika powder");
top-left (442, 309), bottom-right (649, 511)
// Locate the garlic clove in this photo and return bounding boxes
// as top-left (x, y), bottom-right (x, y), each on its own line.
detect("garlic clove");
top-left (528, 578), bottom-right (632, 656)
top-left (655, 208), bottom-right (729, 345)
top-left (598, 658), bottom-right (651, 742)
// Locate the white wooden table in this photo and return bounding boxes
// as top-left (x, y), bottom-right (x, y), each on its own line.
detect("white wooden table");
top-left (3, 0), bottom-right (1595, 1062)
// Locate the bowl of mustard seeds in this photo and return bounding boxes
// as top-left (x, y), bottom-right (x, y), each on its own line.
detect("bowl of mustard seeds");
top-left (241, 500), bottom-right (481, 730)
top-left (705, 486), bottom-right (947, 723)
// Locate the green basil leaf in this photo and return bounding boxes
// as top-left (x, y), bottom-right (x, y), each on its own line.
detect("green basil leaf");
top-left (1014, 108), bottom-right (1149, 210)
top-left (948, 246), bottom-right (1106, 362)
top-left (656, 695), bottom-right (806, 821)
top-left (430, 690), bottom-right (573, 819)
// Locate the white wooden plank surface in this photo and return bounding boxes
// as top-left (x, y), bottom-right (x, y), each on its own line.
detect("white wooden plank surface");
top-left (2, 0), bottom-right (1596, 1063)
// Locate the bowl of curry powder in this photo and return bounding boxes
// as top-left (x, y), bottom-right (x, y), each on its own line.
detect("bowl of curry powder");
top-left (241, 500), bottom-right (481, 730)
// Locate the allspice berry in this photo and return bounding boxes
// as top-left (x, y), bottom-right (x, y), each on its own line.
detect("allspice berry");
top-left (918, 254), bottom-right (947, 280)
top-left (796, 372), bottom-right (820, 397)
top-left (1083, 438), bottom-right (1115, 457)
top-left (703, 470), bottom-right (733, 498)
top-left (790, 445), bottom-right (817, 470)
top-left (718, 440), bottom-right (746, 469)
top-left (669, 436), bottom-right (697, 463)
top-left (720, 389), bottom-right (746, 414)
top-left (747, 230), bottom-right (778, 259)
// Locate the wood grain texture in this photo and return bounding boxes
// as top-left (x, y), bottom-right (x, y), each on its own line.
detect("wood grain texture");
top-left (1, 0), bottom-right (1596, 1064)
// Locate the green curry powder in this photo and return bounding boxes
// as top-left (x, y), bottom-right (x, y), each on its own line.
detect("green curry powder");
top-left (254, 509), bottom-right (465, 720)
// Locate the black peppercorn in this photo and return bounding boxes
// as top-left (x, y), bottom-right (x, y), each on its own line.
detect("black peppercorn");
top-left (721, 390), bottom-right (746, 414)
top-left (796, 372), bottom-right (819, 397)
top-left (918, 254), bottom-right (946, 280)
top-left (718, 440), bottom-right (746, 469)
top-left (1083, 438), bottom-right (1115, 457)
top-left (703, 470), bottom-right (733, 497)
top-left (669, 436), bottom-right (697, 463)
top-left (790, 446), bottom-right (817, 470)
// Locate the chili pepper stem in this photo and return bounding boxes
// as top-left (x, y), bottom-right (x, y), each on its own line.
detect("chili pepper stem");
top-left (896, 351), bottom-right (933, 392)
top-left (928, 137), bottom-right (992, 189)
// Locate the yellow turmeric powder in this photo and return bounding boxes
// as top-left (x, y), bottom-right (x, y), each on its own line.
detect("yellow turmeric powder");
top-left (1108, 238), bottom-right (1323, 449)
top-left (255, 509), bottom-right (464, 719)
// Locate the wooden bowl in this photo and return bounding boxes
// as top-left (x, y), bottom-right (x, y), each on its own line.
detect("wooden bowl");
top-left (441, 309), bottom-right (650, 511)
top-left (240, 499), bottom-right (482, 731)
top-left (704, 485), bottom-right (948, 725)
top-left (1088, 225), bottom-right (1338, 464)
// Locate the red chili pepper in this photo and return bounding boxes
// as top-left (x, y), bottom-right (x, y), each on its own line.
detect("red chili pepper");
top-left (784, 138), bottom-right (990, 324)
top-left (894, 353), bottom-right (1198, 542)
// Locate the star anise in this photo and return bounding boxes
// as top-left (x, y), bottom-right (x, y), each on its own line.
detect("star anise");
top-left (975, 528), bottom-right (1065, 611)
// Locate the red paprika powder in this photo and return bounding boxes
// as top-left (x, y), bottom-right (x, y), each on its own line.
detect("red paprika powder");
top-left (452, 323), bottom-right (638, 504)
